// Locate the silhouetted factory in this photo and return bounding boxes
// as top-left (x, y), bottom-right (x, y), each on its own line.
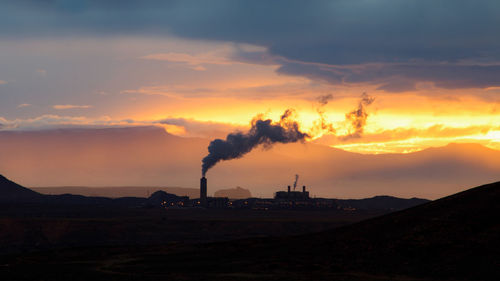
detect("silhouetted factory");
top-left (162, 177), bottom-right (337, 210)
top-left (275, 185), bottom-right (309, 200)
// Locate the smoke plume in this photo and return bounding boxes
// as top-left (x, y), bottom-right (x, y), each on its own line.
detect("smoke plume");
top-left (310, 94), bottom-right (336, 136)
top-left (317, 94), bottom-right (333, 106)
top-left (202, 109), bottom-right (309, 176)
top-left (340, 92), bottom-right (375, 140)
top-left (293, 174), bottom-right (299, 190)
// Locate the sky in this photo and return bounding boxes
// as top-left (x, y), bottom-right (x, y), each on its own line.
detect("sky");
top-left (1, 0), bottom-right (499, 155)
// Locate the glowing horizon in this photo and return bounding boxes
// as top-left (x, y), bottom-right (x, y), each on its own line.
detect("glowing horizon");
top-left (0, 2), bottom-right (499, 155)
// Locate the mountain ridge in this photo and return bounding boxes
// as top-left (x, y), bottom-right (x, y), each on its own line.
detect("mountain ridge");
top-left (0, 174), bottom-right (432, 213)
top-left (1, 126), bottom-right (498, 198)
top-left (0, 174), bottom-right (43, 202)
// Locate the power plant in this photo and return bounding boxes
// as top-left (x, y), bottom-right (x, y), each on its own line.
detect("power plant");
top-left (186, 176), bottom-right (337, 210)
top-left (275, 185), bottom-right (309, 201)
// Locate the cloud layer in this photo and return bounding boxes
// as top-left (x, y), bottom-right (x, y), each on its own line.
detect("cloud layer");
top-left (53, 104), bottom-right (93, 110)
top-left (2, 1), bottom-right (500, 91)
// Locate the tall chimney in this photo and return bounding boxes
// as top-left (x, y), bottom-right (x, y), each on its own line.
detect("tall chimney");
top-left (287, 185), bottom-right (291, 193)
top-left (302, 185), bottom-right (306, 193)
top-left (200, 177), bottom-right (207, 207)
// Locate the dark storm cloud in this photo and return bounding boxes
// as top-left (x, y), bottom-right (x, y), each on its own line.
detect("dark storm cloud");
top-left (277, 62), bottom-right (500, 91)
top-left (2, 0), bottom-right (500, 90)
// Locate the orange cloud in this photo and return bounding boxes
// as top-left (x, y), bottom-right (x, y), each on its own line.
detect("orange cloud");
top-left (53, 104), bottom-right (93, 110)
top-left (141, 52), bottom-right (234, 68)
top-left (140, 43), bottom-right (275, 71)
top-left (315, 124), bottom-right (500, 154)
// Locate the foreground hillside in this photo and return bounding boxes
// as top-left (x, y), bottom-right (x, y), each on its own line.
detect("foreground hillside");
top-left (100, 181), bottom-right (499, 281)
top-left (1, 181), bottom-right (498, 281)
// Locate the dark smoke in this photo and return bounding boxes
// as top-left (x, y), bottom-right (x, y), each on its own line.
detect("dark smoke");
top-left (201, 109), bottom-right (309, 176)
top-left (340, 92), bottom-right (375, 140)
top-left (311, 94), bottom-right (336, 136)
top-left (293, 174), bottom-right (299, 190)
top-left (317, 94), bottom-right (333, 106)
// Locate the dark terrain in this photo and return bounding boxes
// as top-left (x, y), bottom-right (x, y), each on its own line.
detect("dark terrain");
top-left (0, 175), bottom-right (497, 280)
top-left (0, 174), bottom-right (387, 254)
top-left (108, 181), bottom-right (496, 281)
top-left (0, 175), bottom-right (412, 256)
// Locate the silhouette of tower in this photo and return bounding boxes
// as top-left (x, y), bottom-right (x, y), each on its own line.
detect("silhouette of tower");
top-left (200, 177), bottom-right (207, 207)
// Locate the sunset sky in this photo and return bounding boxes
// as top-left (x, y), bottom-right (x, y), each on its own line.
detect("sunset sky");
top-left (1, 0), bottom-right (499, 156)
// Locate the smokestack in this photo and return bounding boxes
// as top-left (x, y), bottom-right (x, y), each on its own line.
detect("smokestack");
top-left (287, 185), bottom-right (291, 193)
top-left (302, 185), bottom-right (306, 193)
top-left (200, 177), bottom-right (207, 207)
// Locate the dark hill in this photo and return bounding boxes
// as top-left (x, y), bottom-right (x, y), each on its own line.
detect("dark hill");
top-left (0, 174), bottom-right (133, 206)
top-left (0, 174), bottom-right (190, 209)
top-left (147, 190), bottom-right (188, 205)
top-left (336, 195), bottom-right (429, 210)
top-left (0, 174), bottom-right (43, 202)
top-left (115, 181), bottom-right (500, 281)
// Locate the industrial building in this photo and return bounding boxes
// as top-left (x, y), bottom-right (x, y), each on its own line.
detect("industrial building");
top-left (185, 177), bottom-right (337, 210)
top-left (275, 185), bottom-right (310, 201)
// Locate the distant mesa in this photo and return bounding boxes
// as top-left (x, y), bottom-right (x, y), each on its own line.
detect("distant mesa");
top-left (214, 186), bottom-right (252, 199)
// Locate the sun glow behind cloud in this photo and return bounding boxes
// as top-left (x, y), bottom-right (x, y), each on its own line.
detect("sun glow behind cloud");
top-left (0, 36), bottom-right (498, 155)
top-left (109, 91), bottom-right (500, 154)
top-left (332, 132), bottom-right (500, 154)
